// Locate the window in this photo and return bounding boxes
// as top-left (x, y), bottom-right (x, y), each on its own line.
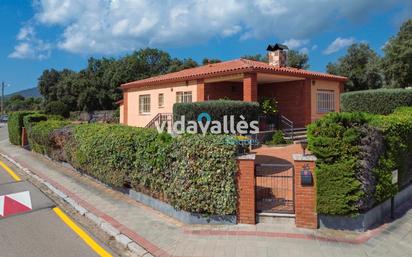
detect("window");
top-left (176, 91), bottom-right (192, 103)
top-left (317, 90), bottom-right (335, 113)
top-left (139, 95), bottom-right (151, 114)
top-left (158, 93), bottom-right (164, 108)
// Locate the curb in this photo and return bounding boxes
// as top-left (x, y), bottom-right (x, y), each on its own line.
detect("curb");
top-left (0, 152), bottom-right (154, 257)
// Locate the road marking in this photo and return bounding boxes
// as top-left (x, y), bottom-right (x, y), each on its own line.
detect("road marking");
top-left (53, 207), bottom-right (113, 257)
top-left (0, 191), bottom-right (32, 217)
top-left (0, 160), bottom-right (21, 181)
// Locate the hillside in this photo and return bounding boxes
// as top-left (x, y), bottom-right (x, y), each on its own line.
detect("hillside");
top-left (6, 87), bottom-right (41, 99)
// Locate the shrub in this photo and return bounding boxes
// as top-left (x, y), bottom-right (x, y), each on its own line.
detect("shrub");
top-left (45, 101), bottom-right (70, 118)
top-left (166, 134), bottom-right (237, 215)
top-left (28, 122), bottom-right (239, 215)
top-left (341, 88), bottom-right (412, 114)
top-left (7, 111), bottom-right (35, 145)
top-left (173, 100), bottom-right (259, 133)
top-left (308, 112), bottom-right (379, 215)
top-left (370, 107), bottom-right (412, 193)
top-left (265, 130), bottom-right (288, 145)
top-left (23, 113), bottom-right (48, 133)
top-left (309, 109), bottom-right (412, 215)
top-left (28, 120), bottom-right (70, 155)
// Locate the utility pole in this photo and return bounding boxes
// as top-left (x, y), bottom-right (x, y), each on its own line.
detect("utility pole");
top-left (1, 82), bottom-right (4, 116)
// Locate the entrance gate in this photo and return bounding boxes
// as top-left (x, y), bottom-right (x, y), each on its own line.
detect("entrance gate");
top-left (255, 163), bottom-right (294, 214)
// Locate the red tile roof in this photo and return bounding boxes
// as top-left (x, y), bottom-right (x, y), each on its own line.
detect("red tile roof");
top-left (121, 58), bottom-right (347, 89)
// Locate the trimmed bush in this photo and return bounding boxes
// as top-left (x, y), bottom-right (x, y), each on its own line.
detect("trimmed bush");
top-left (28, 120), bottom-right (70, 155)
top-left (265, 130), bottom-right (289, 145)
top-left (45, 101), bottom-right (70, 118)
top-left (308, 112), bottom-right (372, 215)
top-left (173, 100), bottom-right (259, 133)
top-left (7, 111), bottom-right (35, 145)
top-left (23, 113), bottom-right (48, 133)
top-left (341, 88), bottom-right (412, 114)
top-left (309, 108), bottom-right (412, 215)
top-left (166, 134), bottom-right (237, 214)
top-left (26, 122), bottom-right (239, 215)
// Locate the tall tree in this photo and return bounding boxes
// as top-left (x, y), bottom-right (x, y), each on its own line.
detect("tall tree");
top-left (202, 58), bottom-right (221, 65)
top-left (287, 50), bottom-right (309, 69)
top-left (326, 43), bottom-right (383, 91)
top-left (381, 19), bottom-right (412, 88)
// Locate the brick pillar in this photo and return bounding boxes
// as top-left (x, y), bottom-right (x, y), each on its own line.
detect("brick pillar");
top-left (197, 79), bottom-right (205, 102)
top-left (293, 153), bottom-right (318, 229)
top-left (303, 78), bottom-right (312, 125)
top-left (21, 127), bottom-right (28, 146)
top-left (123, 90), bottom-right (128, 125)
top-left (236, 154), bottom-right (256, 224)
top-left (243, 73), bottom-right (257, 102)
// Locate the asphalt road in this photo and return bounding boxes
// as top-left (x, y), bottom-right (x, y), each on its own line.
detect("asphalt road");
top-left (0, 157), bottom-right (116, 257)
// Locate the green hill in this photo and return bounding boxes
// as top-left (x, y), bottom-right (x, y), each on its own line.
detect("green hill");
top-left (6, 87), bottom-right (41, 99)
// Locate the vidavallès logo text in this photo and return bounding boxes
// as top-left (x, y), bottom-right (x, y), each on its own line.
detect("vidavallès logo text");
top-left (156, 112), bottom-right (259, 135)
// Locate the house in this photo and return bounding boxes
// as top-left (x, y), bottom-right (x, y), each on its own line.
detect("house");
top-left (118, 44), bottom-right (347, 128)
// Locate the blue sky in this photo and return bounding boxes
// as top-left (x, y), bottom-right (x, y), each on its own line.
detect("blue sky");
top-left (0, 0), bottom-right (411, 94)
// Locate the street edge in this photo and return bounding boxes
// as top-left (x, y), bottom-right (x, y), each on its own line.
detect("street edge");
top-left (0, 152), bottom-right (154, 257)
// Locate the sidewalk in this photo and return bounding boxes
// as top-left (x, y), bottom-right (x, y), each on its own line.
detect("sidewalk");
top-left (1, 128), bottom-right (412, 257)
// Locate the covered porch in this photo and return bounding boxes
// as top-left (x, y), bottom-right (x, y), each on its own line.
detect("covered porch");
top-left (196, 72), bottom-right (311, 127)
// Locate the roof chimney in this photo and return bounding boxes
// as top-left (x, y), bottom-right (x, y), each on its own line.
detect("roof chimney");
top-left (267, 43), bottom-right (288, 67)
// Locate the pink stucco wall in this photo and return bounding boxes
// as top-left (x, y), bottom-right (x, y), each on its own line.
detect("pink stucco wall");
top-left (310, 80), bottom-right (341, 123)
top-left (125, 80), bottom-right (198, 127)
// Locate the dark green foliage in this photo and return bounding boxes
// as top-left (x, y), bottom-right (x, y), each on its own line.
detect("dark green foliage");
top-left (45, 101), bottom-right (70, 118)
top-left (381, 19), bottom-right (412, 88)
top-left (265, 130), bottom-right (288, 145)
top-left (25, 123), bottom-right (238, 215)
top-left (371, 107), bottom-right (412, 191)
top-left (23, 113), bottom-right (48, 145)
top-left (327, 43), bottom-right (383, 91)
top-left (309, 109), bottom-right (412, 215)
top-left (4, 95), bottom-right (42, 112)
top-left (7, 111), bottom-right (35, 145)
top-left (173, 100), bottom-right (259, 133)
top-left (308, 112), bottom-right (373, 215)
top-left (166, 134), bottom-right (237, 215)
top-left (341, 89), bottom-right (412, 114)
top-left (287, 50), bottom-right (309, 69)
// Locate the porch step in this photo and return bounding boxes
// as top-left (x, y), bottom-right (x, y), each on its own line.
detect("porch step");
top-left (283, 127), bottom-right (307, 144)
top-left (257, 213), bottom-right (296, 225)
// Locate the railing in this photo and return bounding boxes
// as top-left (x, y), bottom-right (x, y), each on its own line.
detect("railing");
top-left (145, 113), bottom-right (173, 130)
top-left (280, 115), bottom-right (294, 141)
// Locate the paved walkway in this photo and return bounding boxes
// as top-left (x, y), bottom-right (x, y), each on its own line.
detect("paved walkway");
top-left (1, 127), bottom-right (412, 256)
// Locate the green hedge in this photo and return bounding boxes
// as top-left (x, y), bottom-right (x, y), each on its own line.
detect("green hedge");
top-left (309, 108), bottom-right (412, 215)
top-left (8, 111), bottom-right (35, 145)
top-left (23, 113), bottom-right (48, 133)
top-left (28, 120), bottom-right (70, 155)
top-left (173, 100), bottom-right (259, 133)
top-left (341, 89), bottom-right (412, 114)
top-left (26, 123), bottom-right (238, 215)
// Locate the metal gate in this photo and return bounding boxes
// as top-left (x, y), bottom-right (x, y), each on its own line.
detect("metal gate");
top-left (255, 163), bottom-right (295, 214)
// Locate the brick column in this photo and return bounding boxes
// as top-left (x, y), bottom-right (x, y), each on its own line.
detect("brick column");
top-left (303, 78), bottom-right (312, 125)
top-left (21, 127), bottom-right (28, 146)
top-left (243, 73), bottom-right (257, 102)
top-left (236, 154), bottom-right (256, 224)
top-left (293, 153), bottom-right (318, 229)
top-left (197, 79), bottom-right (205, 102)
top-left (123, 90), bottom-right (128, 125)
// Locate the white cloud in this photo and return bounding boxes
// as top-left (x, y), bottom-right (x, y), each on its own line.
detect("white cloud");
top-left (311, 44), bottom-right (318, 50)
top-left (282, 39), bottom-right (309, 50)
top-left (9, 25), bottom-right (51, 60)
top-left (323, 37), bottom-right (356, 55)
top-left (11, 0), bottom-right (409, 55)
